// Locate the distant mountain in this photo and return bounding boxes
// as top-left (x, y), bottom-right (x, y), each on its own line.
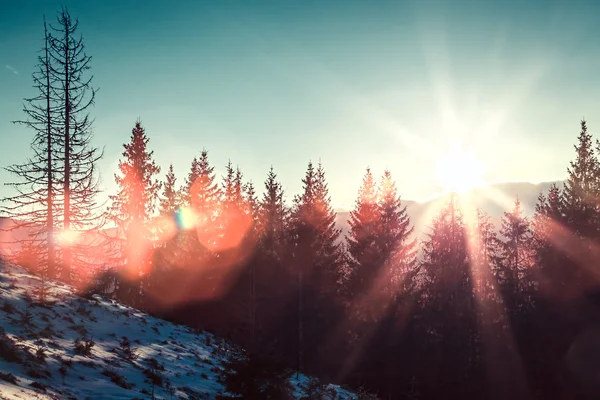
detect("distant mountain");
top-left (335, 180), bottom-right (564, 240)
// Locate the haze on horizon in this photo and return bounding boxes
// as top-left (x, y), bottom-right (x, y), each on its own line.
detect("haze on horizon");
top-left (1, 0), bottom-right (599, 210)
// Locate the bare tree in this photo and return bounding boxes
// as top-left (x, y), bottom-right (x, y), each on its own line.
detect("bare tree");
top-left (2, 17), bottom-right (62, 295)
top-left (49, 7), bottom-right (105, 282)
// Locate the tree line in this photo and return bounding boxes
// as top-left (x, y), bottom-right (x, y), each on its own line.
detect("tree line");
top-left (3, 8), bottom-right (600, 400)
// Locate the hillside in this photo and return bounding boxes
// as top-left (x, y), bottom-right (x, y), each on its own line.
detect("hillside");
top-left (0, 261), bottom-right (358, 399)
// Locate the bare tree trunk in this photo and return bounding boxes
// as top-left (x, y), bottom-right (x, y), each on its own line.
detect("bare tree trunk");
top-left (44, 17), bottom-right (55, 279)
top-left (250, 258), bottom-right (256, 349)
top-left (62, 17), bottom-right (71, 282)
top-left (297, 264), bottom-right (303, 377)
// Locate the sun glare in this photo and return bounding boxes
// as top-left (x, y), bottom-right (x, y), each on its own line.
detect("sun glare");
top-left (56, 229), bottom-right (79, 246)
top-left (435, 145), bottom-right (485, 193)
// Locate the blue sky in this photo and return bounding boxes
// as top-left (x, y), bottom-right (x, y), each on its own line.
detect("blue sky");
top-left (1, 0), bottom-right (600, 209)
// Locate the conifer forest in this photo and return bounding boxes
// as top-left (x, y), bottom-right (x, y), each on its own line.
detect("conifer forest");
top-left (2, 5), bottom-right (600, 400)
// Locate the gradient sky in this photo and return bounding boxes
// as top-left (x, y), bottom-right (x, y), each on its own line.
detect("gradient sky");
top-left (1, 0), bottom-right (600, 210)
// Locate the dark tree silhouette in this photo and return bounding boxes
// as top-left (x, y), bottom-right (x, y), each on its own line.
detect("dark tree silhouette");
top-left (49, 7), bottom-right (104, 282)
top-left (159, 163), bottom-right (179, 215)
top-left (2, 17), bottom-right (61, 291)
top-left (289, 161), bottom-right (344, 376)
top-left (109, 120), bottom-right (160, 307)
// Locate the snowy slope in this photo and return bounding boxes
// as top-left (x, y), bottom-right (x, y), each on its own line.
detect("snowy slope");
top-left (0, 262), bottom-right (358, 399)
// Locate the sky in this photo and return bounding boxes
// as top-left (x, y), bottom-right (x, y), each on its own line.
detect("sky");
top-left (1, 0), bottom-right (600, 210)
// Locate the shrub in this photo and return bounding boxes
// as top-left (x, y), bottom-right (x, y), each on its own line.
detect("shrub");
top-left (30, 381), bottom-right (48, 392)
top-left (74, 337), bottom-right (95, 357)
top-left (0, 372), bottom-right (18, 384)
top-left (1, 301), bottom-right (15, 314)
top-left (34, 343), bottom-right (47, 362)
top-left (19, 305), bottom-right (34, 328)
top-left (0, 334), bottom-right (23, 363)
top-left (68, 324), bottom-right (88, 336)
top-left (102, 369), bottom-right (134, 389)
top-left (117, 336), bottom-right (138, 361)
top-left (143, 357), bottom-right (165, 398)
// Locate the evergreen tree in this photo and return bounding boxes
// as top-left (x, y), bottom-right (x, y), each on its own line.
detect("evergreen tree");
top-left (243, 180), bottom-right (259, 232)
top-left (470, 209), bottom-right (498, 298)
top-left (109, 121), bottom-right (160, 306)
top-left (376, 170), bottom-right (417, 301)
top-left (289, 161), bottom-right (344, 374)
top-left (47, 8), bottom-right (104, 282)
top-left (419, 196), bottom-right (479, 398)
top-left (258, 167), bottom-right (289, 253)
top-left (159, 163), bottom-right (179, 215)
top-left (345, 168), bottom-right (380, 310)
top-left (495, 198), bottom-right (533, 312)
top-left (219, 161), bottom-right (249, 249)
top-left (181, 150), bottom-right (220, 252)
top-left (256, 167), bottom-right (290, 356)
top-left (312, 162), bottom-right (345, 297)
top-left (532, 184), bottom-right (575, 296)
top-left (563, 119), bottom-right (598, 239)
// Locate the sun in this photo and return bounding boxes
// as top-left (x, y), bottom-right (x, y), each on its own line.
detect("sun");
top-left (435, 145), bottom-right (485, 193)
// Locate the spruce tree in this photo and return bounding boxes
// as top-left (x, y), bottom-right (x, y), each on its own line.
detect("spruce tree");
top-left (345, 168), bottom-right (380, 309)
top-left (181, 150), bottom-right (220, 252)
top-left (376, 170), bottom-right (417, 300)
top-left (563, 119), bottom-right (598, 239)
top-left (159, 163), bottom-right (179, 215)
top-left (243, 180), bottom-right (259, 231)
top-left (312, 162), bottom-right (344, 299)
top-left (152, 163), bottom-right (183, 293)
top-left (419, 197), bottom-right (478, 397)
top-left (219, 161), bottom-right (249, 249)
top-left (532, 184), bottom-right (575, 296)
top-left (470, 209), bottom-right (498, 300)
top-left (495, 198), bottom-right (533, 316)
top-left (109, 121), bottom-right (160, 306)
top-left (256, 167), bottom-right (290, 356)
top-left (258, 167), bottom-right (289, 254)
top-left (290, 161), bottom-right (343, 374)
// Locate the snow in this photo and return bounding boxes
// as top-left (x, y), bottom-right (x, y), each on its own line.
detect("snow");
top-left (0, 262), bottom-right (358, 399)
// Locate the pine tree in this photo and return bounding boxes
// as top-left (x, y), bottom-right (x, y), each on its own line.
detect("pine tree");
top-left (311, 162), bottom-right (344, 300)
top-left (181, 150), bottom-right (220, 252)
top-left (159, 164), bottom-right (179, 215)
top-left (219, 161), bottom-right (249, 249)
top-left (290, 161), bottom-right (343, 374)
top-left (532, 184), bottom-right (575, 296)
top-left (258, 167), bottom-right (289, 253)
top-left (563, 119), bottom-right (598, 239)
top-left (2, 17), bottom-right (61, 286)
top-left (376, 170), bottom-right (417, 300)
top-left (495, 198), bottom-right (533, 315)
top-left (470, 209), bottom-right (498, 300)
top-left (243, 180), bottom-right (259, 233)
top-left (109, 121), bottom-right (160, 306)
top-left (345, 168), bottom-right (380, 308)
top-left (49, 7), bottom-right (104, 282)
top-left (419, 196), bottom-right (478, 397)
top-left (256, 167), bottom-right (290, 356)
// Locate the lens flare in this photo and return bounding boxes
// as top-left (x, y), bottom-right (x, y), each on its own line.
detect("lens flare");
top-left (175, 207), bottom-right (199, 230)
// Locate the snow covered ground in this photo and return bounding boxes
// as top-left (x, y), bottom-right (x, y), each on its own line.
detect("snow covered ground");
top-left (0, 262), bottom-right (358, 399)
